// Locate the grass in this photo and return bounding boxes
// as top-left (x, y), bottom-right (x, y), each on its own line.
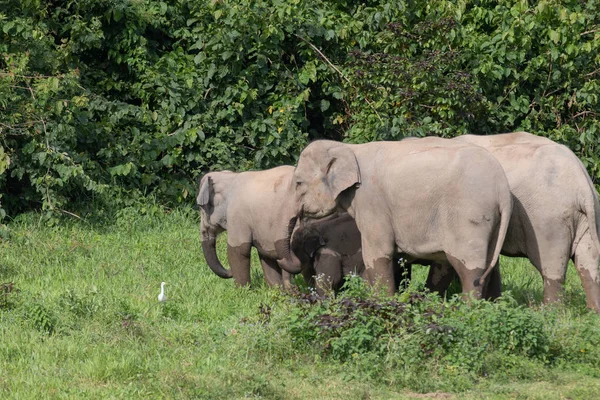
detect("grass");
top-left (1, 206), bottom-right (600, 399)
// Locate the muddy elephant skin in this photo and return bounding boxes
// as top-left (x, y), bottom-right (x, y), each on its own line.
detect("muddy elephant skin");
top-left (197, 166), bottom-right (302, 288)
top-left (452, 132), bottom-right (600, 312)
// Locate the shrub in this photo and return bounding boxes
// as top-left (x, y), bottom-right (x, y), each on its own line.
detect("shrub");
top-left (285, 276), bottom-right (554, 380)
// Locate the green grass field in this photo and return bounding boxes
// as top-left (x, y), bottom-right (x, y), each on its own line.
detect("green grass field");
top-left (1, 208), bottom-right (600, 399)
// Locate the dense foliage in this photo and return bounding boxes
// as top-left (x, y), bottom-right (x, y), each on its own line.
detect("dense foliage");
top-left (285, 275), bottom-right (600, 387)
top-left (1, 0), bottom-right (599, 218)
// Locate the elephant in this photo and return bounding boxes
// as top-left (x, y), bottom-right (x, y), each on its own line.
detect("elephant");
top-left (290, 212), bottom-right (410, 294)
top-left (428, 131), bottom-right (600, 312)
top-left (196, 166), bottom-right (304, 288)
top-left (277, 137), bottom-right (513, 299)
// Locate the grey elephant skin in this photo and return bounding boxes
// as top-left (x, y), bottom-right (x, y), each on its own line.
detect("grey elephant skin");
top-left (290, 213), bottom-right (409, 294)
top-left (445, 132), bottom-right (600, 312)
top-left (279, 138), bottom-right (513, 298)
top-left (197, 166), bottom-right (304, 287)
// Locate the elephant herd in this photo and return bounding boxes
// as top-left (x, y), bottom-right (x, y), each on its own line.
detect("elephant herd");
top-left (197, 132), bottom-right (600, 314)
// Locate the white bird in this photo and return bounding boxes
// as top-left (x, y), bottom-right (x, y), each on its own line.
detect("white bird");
top-left (158, 282), bottom-right (167, 302)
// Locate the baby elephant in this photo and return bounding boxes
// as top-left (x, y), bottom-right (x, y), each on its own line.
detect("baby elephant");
top-left (291, 213), bottom-right (408, 294)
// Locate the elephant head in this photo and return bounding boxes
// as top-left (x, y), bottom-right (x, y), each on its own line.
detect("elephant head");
top-left (289, 217), bottom-right (325, 266)
top-left (196, 171), bottom-right (234, 279)
top-left (294, 140), bottom-right (361, 218)
top-left (277, 141), bottom-right (361, 273)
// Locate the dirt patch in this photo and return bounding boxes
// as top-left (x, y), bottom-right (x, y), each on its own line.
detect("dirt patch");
top-left (405, 392), bottom-right (454, 399)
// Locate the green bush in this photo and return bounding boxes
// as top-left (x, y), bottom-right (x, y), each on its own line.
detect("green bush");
top-left (1, 0), bottom-right (599, 218)
top-left (283, 275), bottom-right (599, 384)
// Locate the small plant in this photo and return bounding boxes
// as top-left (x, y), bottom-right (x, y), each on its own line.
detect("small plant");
top-left (0, 282), bottom-right (20, 310)
top-left (25, 302), bottom-right (57, 335)
top-left (117, 300), bottom-right (144, 338)
top-left (160, 302), bottom-right (181, 320)
top-left (258, 303), bottom-right (271, 325)
top-left (59, 289), bottom-right (99, 318)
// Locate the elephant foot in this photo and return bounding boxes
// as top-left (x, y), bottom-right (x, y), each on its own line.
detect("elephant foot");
top-left (542, 278), bottom-right (565, 304)
top-left (577, 273), bottom-right (600, 314)
top-left (365, 265), bottom-right (396, 296)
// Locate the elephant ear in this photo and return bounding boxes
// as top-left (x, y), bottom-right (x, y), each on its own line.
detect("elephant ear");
top-left (326, 145), bottom-right (361, 200)
top-left (197, 175), bottom-right (213, 210)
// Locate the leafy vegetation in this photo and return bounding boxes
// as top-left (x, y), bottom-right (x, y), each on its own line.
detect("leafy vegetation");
top-left (1, 208), bottom-right (600, 398)
top-left (1, 0), bottom-right (600, 220)
top-left (286, 276), bottom-right (600, 389)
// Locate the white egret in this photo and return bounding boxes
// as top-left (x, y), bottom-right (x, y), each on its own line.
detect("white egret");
top-left (158, 282), bottom-right (167, 302)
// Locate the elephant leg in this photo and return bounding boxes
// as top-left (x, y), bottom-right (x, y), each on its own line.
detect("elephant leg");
top-left (573, 231), bottom-right (600, 313)
top-left (445, 254), bottom-right (486, 300)
top-left (483, 261), bottom-right (502, 301)
top-left (281, 270), bottom-right (293, 290)
top-left (259, 257), bottom-right (284, 287)
top-left (425, 262), bottom-right (456, 295)
top-left (361, 236), bottom-right (396, 296)
top-left (424, 261), bottom-right (501, 300)
top-left (535, 243), bottom-right (570, 304)
top-left (227, 241), bottom-right (252, 287)
top-left (314, 248), bottom-right (343, 295)
top-left (542, 276), bottom-right (566, 304)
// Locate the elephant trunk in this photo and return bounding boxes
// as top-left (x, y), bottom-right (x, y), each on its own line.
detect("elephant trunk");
top-left (276, 216), bottom-right (303, 274)
top-left (202, 237), bottom-right (233, 279)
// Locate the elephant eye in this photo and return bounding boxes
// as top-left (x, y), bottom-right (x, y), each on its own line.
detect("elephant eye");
top-left (296, 180), bottom-right (303, 187)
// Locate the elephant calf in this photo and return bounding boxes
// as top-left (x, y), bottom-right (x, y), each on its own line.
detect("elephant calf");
top-left (290, 213), bottom-right (408, 294)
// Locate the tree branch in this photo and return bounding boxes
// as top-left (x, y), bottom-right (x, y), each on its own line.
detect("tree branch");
top-left (294, 34), bottom-right (383, 124)
top-left (580, 28), bottom-right (599, 36)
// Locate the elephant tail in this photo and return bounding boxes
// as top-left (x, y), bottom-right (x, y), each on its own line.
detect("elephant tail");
top-left (475, 190), bottom-right (512, 288)
top-left (578, 160), bottom-right (600, 255)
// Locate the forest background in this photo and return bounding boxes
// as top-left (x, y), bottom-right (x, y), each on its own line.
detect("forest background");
top-left (1, 0), bottom-right (600, 221)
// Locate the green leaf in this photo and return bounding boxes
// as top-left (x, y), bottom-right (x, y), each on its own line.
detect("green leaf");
top-left (299, 62), bottom-right (317, 85)
top-left (0, 147), bottom-right (10, 175)
top-left (3, 21), bottom-right (14, 33)
top-left (194, 53), bottom-right (205, 65)
top-left (159, 2), bottom-right (168, 15)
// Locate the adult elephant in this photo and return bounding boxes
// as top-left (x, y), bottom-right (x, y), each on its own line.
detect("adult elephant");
top-left (290, 212), bottom-right (409, 294)
top-left (440, 132), bottom-right (600, 312)
top-left (196, 166), bottom-right (303, 287)
top-left (278, 138), bottom-right (513, 299)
